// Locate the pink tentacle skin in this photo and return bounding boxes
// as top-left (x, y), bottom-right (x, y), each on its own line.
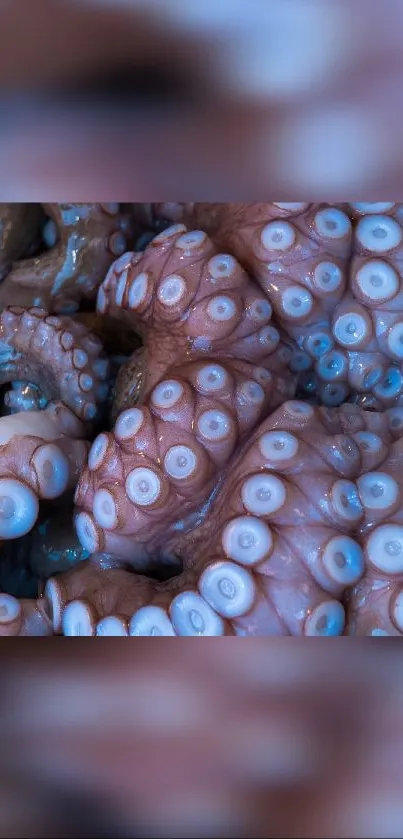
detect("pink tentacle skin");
top-left (346, 432), bottom-right (403, 637)
top-left (0, 306), bottom-right (110, 422)
top-left (0, 421), bottom-right (89, 539)
top-left (28, 559), bottom-right (157, 637)
top-left (0, 203), bottom-right (136, 315)
top-left (0, 306), bottom-right (110, 543)
top-left (0, 593), bottom-right (52, 636)
top-left (5, 204), bottom-right (403, 639)
top-left (97, 224), bottom-right (291, 383)
top-left (21, 398), bottom-right (402, 637)
top-left (73, 310), bottom-right (143, 423)
top-left (74, 226), bottom-right (295, 561)
top-left (155, 203), bottom-right (403, 409)
top-left (155, 203), bottom-right (351, 356)
top-left (348, 209), bottom-right (403, 407)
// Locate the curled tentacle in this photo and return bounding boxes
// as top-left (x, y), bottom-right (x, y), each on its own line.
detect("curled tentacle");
top-left (346, 433), bottom-right (403, 636)
top-left (0, 410), bottom-right (90, 540)
top-left (293, 209), bottom-right (403, 407)
top-left (97, 224), bottom-right (292, 381)
top-left (0, 306), bottom-right (110, 423)
top-left (0, 203), bottom-right (137, 314)
top-left (75, 227), bottom-right (296, 560)
top-left (75, 356), bottom-right (280, 560)
top-left (154, 203), bottom-right (351, 347)
top-left (49, 399), bottom-right (403, 637)
top-left (155, 203), bottom-right (352, 404)
top-left (347, 212), bottom-right (403, 406)
top-left (0, 592), bottom-right (52, 636)
top-left (101, 225), bottom-right (295, 410)
top-left (156, 203), bottom-right (403, 408)
top-left (0, 306), bottom-right (111, 542)
top-left (42, 558), bottom-right (156, 637)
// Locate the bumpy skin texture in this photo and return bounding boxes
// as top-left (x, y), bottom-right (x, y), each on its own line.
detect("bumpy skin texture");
top-left (74, 224), bottom-right (295, 562)
top-left (0, 306), bottom-right (110, 544)
top-left (5, 398), bottom-right (403, 637)
top-left (345, 404), bottom-right (403, 637)
top-left (0, 594), bottom-right (52, 637)
top-left (74, 311), bottom-right (143, 424)
top-left (0, 203), bottom-right (136, 315)
top-left (155, 203), bottom-right (403, 409)
top-left (4, 206), bottom-right (403, 638)
top-left (324, 401), bottom-right (403, 637)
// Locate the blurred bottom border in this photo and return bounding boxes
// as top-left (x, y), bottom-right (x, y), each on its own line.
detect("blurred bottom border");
top-left (0, 639), bottom-right (401, 838)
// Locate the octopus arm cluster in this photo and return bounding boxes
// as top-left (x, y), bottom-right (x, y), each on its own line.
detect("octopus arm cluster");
top-left (2, 202), bottom-right (403, 636)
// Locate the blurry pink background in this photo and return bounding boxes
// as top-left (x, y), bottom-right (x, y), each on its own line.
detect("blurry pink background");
top-left (1, 642), bottom-right (403, 838)
top-left (0, 0), bottom-right (403, 199)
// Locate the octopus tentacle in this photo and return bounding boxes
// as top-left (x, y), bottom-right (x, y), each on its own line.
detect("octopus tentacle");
top-left (155, 203), bottom-right (403, 408)
top-left (74, 227), bottom-right (295, 560)
top-left (346, 434), bottom-right (403, 636)
top-left (0, 592), bottom-right (52, 636)
top-left (0, 306), bottom-right (110, 422)
top-left (0, 410), bottom-right (90, 541)
top-left (74, 356), bottom-right (278, 560)
top-left (347, 211), bottom-right (403, 407)
top-left (154, 204), bottom-right (351, 404)
top-left (101, 224), bottom-right (295, 409)
top-left (42, 560), bottom-right (156, 637)
top-left (43, 400), bottom-right (385, 636)
top-left (0, 204), bottom-right (137, 314)
top-left (98, 224), bottom-right (289, 373)
top-left (12, 395), bottom-right (403, 637)
top-left (155, 204), bottom-right (351, 345)
top-left (0, 306), bottom-right (111, 542)
top-left (72, 310), bottom-right (143, 423)
top-left (8, 202), bottom-right (403, 639)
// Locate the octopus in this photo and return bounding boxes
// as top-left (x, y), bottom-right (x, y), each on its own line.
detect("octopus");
top-left (154, 203), bottom-right (403, 409)
top-left (0, 202), bottom-right (143, 314)
top-left (1, 203), bottom-right (403, 636)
